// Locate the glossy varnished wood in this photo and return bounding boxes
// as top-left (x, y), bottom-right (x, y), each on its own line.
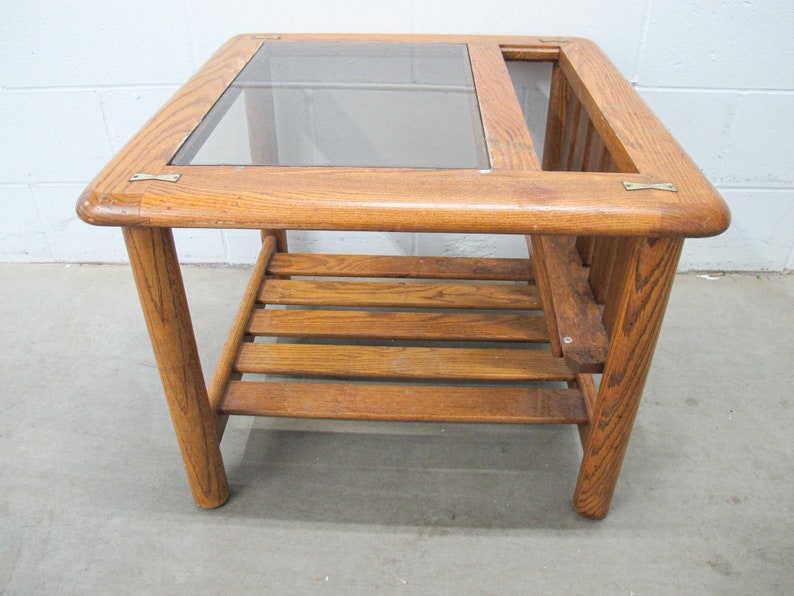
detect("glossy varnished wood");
top-left (78, 34), bottom-right (730, 517)
top-left (532, 236), bottom-right (608, 373)
top-left (210, 249), bottom-right (576, 433)
top-left (235, 343), bottom-right (575, 381)
top-left (247, 310), bottom-right (549, 342)
top-left (574, 237), bottom-right (684, 519)
top-left (123, 227), bottom-right (228, 508)
top-left (207, 234), bottom-right (277, 439)
top-left (258, 279), bottom-right (542, 310)
top-left (77, 34), bottom-right (729, 238)
top-left (469, 42), bottom-right (541, 170)
top-left (268, 253), bottom-right (533, 281)
top-left (221, 382), bottom-right (587, 424)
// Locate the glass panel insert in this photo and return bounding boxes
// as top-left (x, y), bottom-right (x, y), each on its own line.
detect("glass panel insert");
top-left (172, 42), bottom-right (489, 169)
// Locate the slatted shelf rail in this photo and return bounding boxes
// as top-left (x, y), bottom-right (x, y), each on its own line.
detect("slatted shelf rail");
top-left (213, 244), bottom-right (593, 427)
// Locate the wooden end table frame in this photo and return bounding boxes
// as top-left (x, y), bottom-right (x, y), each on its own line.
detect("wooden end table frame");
top-left (78, 34), bottom-right (729, 519)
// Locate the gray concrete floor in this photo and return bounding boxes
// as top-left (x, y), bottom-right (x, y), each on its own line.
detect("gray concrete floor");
top-left (1, 264), bottom-right (792, 593)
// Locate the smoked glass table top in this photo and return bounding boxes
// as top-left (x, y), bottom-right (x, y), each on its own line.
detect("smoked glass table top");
top-left (171, 42), bottom-right (490, 169)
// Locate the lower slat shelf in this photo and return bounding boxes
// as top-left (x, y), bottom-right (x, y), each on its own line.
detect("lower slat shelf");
top-left (259, 279), bottom-right (541, 310)
top-left (235, 343), bottom-right (576, 381)
top-left (268, 253), bottom-right (534, 281)
top-left (247, 309), bottom-right (549, 342)
top-left (211, 248), bottom-right (593, 428)
top-left (220, 381), bottom-right (588, 424)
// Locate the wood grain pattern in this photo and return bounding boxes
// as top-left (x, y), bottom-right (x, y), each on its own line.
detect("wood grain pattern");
top-left (574, 237), bottom-right (683, 519)
top-left (79, 34), bottom-right (730, 518)
top-left (207, 235), bottom-right (277, 439)
top-left (541, 63), bottom-right (569, 172)
top-left (575, 236), bottom-right (596, 266)
top-left (235, 343), bottom-right (575, 381)
top-left (532, 236), bottom-right (609, 373)
top-left (248, 309), bottom-right (549, 342)
top-left (588, 236), bottom-right (618, 304)
top-left (268, 253), bottom-right (533, 281)
top-left (123, 227), bottom-right (228, 508)
top-left (469, 42), bottom-right (541, 170)
top-left (77, 35), bottom-right (259, 224)
top-left (526, 235), bottom-right (563, 357)
top-left (558, 38), bottom-right (730, 236)
top-left (258, 279), bottom-right (541, 310)
top-left (501, 46), bottom-right (560, 61)
top-left (561, 91), bottom-right (584, 171)
top-left (221, 381), bottom-right (587, 424)
top-left (574, 372), bottom-right (599, 447)
top-left (601, 237), bottom-right (636, 338)
top-left (77, 35), bottom-right (729, 239)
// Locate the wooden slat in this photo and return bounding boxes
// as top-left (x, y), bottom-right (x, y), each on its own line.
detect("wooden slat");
top-left (235, 343), bottom-right (575, 381)
top-left (588, 237), bottom-right (618, 304)
top-left (585, 129), bottom-right (611, 173)
top-left (602, 237), bottom-right (634, 338)
top-left (221, 381), bottom-right (587, 424)
top-left (258, 279), bottom-right (541, 310)
top-left (542, 64), bottom-right (569, 171)
top-left (268, 253), bottom-right (533, 281)
top-left (248, 309), bottom-right (549, 342)
top-left (568, 102), bottom-right (592, 171)
top-left (533, 236), bottom-right (609, 373)
top-left (526, 234), bottom-right (563, 358)
top-left (574, 127), bottom-right (610, 269)
top-left (560, 89), bottom-right (582, 172)
top-left (576, 236), bottom-right (596, 266)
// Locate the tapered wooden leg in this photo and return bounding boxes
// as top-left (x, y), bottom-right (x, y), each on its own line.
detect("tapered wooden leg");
top-left (574, 237), bottom-right (683, 519)
top-left (123, 227), bottom-right (229, 508)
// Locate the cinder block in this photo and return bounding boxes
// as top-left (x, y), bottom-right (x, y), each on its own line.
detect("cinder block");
top-left (31, 185), bottom-right (127, 262)
top-left (413, 0), bottom-right (646, 74)
top-left (172, 229), bottom-right (228, 264)
top-left (100, 88), bottom-right (179, 152)
top-left (638, 88), bottom-right (735, 183)
top-left (223, 230), bottom-right (263, 265)
top-left (289, 231), bottom-right (415, 256)
top-left (414, 234), bottom-right (527, 258)
top-left (0, 91), bottom-right (113, 184)
top-left (682, 189), bottom-right (794, 271)
top-left (720, 93), bottom-right (794, 188)
top-left (4, 1), bottom-right (194, 87)
top-left (189, 2), bottom-right (414, 63)
top-left (0, 186), bottom-right (50, 262)
top-left (637, 0), bottom-right (794, 89)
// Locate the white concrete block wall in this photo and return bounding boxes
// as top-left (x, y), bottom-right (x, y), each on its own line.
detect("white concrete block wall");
top-left (1, 0), bottom-right (792, 269)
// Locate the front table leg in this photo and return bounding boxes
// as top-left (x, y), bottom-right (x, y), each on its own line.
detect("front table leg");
top-left (123, 227), bottom-right (229, 508)
top-left (574, 237), bottom-right (683, 519)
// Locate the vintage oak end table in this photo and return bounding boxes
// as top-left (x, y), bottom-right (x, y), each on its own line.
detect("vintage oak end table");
top-left (78, 34), bottom-right (729, 519)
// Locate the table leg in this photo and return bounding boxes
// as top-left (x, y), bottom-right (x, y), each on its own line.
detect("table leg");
top-left (123, 227), bottom-right (229, 508)
top-left (260, 229), bottom-right (288, 252)
top-left (573, 237), bottom-right (683, 519)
